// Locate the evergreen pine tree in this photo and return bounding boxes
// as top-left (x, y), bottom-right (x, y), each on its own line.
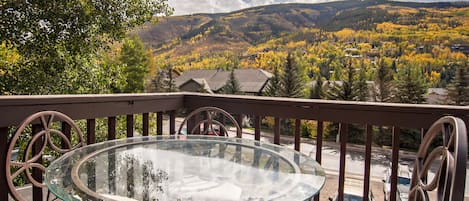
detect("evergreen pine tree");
top-left (222, 69), bottom-right (242, 95)
top-left (280, 53), bottom-right (304, 98)
top-left (264, 66), bottom-right (281, 97)
top-left (447, 64), bottom-right (469, 105)
top-left (374, 58), bottom-right (394, 102)
top-left (353, 62), bottom-right (369, 101)
top-left (394, 65), bottom-right (427, 104)
top-left (326, 59), bottom-right (354, 101)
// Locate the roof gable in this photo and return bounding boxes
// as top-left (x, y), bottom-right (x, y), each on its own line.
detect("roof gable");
top-left (175, 69), bottom-right (273, 93)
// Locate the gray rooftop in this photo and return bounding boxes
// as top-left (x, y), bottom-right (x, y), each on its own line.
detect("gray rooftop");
top-left (175, 69), bottom-right (273, 93)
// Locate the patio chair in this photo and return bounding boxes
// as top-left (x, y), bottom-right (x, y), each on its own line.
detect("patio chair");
top-left (177, 106), bottom-right (242, 138)
top-left (409, 116), bottom-right (467, 201)
top-left (5, 111), bottom-right (86, 201)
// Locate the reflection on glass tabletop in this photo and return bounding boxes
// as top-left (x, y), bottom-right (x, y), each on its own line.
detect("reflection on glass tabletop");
top-left (46, 135), bottom-right (325, 201)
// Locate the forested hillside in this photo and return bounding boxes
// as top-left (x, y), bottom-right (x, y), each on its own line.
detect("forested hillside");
top-left (137, 0), bottom-right (467, 56)
top-left (137, 0), bottom-right (468, 100)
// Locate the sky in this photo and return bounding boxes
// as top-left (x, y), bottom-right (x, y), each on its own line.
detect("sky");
top-left (167, 0), bottom-right (468, 16)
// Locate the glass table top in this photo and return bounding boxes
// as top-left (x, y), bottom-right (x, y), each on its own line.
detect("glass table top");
top-left (46, 135), bottom-right (325, 201)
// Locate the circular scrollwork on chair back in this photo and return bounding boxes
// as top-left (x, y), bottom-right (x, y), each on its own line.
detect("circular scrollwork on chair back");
top-left (177, 107), bottom-right (242, 138)
top-left (408, 116), bottom-right (467, 201)
top-left (6, 111), bottom-right (86, 201)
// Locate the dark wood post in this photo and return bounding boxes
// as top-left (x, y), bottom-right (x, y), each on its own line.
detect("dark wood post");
top-left (316, 121), bottom-right (323, 164)
top-left (314, 121), bottom-right (323, 201)
top-left (87, 119), bottom-right (96, 144)
top-left (0, 127), bottom-right (9, 201)
top-left (390, 127), bottom-right (400, 201)
top-left (363, 124), bottom-right (372, 201)
top-left (127, 115), bottom-right (134, 137)
top-left (236, 114), bottom-right (243, 138)
top-left (254, 116), bottom-right (261, 141)
top-left (274, 117), bottom-right (280, 145)
top-left (107, 117), bottom-right (116, 194)
top-left (169, 111), bottom-right (176, 135)
top-left (87, 119), bottom-right (96, 191)
top-left (108, 116), bottom-right (116, 140)
top-left (157, 112), bottom-right (163, 135)
top-left (294, 119), bottom-right (301, 151)
top-left (338, 123), bottom-right (348, 201)
top-left (32, 124), bottom-right (43, 201)
top-left (143, 113), bottom-right (149, 136)
top-left (61, 122), bottom-right (71, 148)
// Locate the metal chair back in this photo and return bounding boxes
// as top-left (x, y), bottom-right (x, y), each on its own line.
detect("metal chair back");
top-left (409, 116), bottom-right (467, 201)
top-left (6, 111), bottom-right (86, 201)
top-left (177, 107), bottom-right (242, 138)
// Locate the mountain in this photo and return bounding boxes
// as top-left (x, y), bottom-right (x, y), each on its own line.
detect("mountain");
top-left (168, 0), bottom-right (340, 16)
top-left (167, 0), bottom-right (467, 16)
top-left (136, 0), bottom-right (467, 57)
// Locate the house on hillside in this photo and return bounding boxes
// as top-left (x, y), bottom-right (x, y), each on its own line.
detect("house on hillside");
top-left (451, 44), bottom-right (469, 55)
top-left (175, 69), bottom-right (273, 95)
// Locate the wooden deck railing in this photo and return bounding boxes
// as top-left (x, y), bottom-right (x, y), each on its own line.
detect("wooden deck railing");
top-left (0, 92), bottom-right (468, 201)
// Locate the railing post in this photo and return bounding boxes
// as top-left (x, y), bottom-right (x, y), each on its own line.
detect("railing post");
top-left (390, 127), bottom-right (400, 201)
top-left (157, 112), bottom-right (163, 135)
top-left (0, 127), bottom-right (9, 201)
top-left (108, 116), bottom-right (116, 140)
top-left (274, 117), bottom-right (280, 145)
top-left (294, 119), bottom-right (301, 151)
top-left (107, 117), bottom-right (116, 194)
top-left (87, 119), bottom-right (96, 144)
top-left (363, 124), bottom-right (372, 201)
top-left (32, 124), bottom-right (43, 201)
top-left (338, 123), bottom-right (348, 201)
top-left (143, 113), bottom-right (149, 136)
top-left (169, 111), bottom-right (176, 135)
top-left (315, 121), bottom-right (323, 164)
top-left (314, 121), bottom-right (323, 201)
top-left (127, 114), bottom-right (134, 137)
top-left (254, 116), bottom-right (261, 141)
top-left (420, 128), bottom-right (427, 183)
top-left (61, 122), bottom-right (71, 148)
top-left (236, 114), bottom-right (243, 138)
top-left (86, 119), bottom-right (96, 192)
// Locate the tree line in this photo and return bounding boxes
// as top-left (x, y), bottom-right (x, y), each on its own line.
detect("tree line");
top-left (216, 48), bottom-right (468, 149)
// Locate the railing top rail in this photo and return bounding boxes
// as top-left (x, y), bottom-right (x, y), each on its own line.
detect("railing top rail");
top-left (183, 93), bottom-right (469, 128)
top-left (183, 92), bottom-right (469, 110)
top-left (0, 93), bottom-right (185, 106)
top-left (0, 93), bottom-right (185, 127)
top-left (0, 92), bottom-right (467, 129)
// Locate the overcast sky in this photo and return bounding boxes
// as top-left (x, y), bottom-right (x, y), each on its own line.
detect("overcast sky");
top-left (167, 0), bottom-right (468, 16)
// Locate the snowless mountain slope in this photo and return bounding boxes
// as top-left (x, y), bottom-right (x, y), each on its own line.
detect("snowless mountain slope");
top-left (168, 0), bottom-right (339, 15)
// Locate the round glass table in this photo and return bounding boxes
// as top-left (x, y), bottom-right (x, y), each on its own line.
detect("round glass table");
top-left (46, 135), bottom-right (325, 201)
